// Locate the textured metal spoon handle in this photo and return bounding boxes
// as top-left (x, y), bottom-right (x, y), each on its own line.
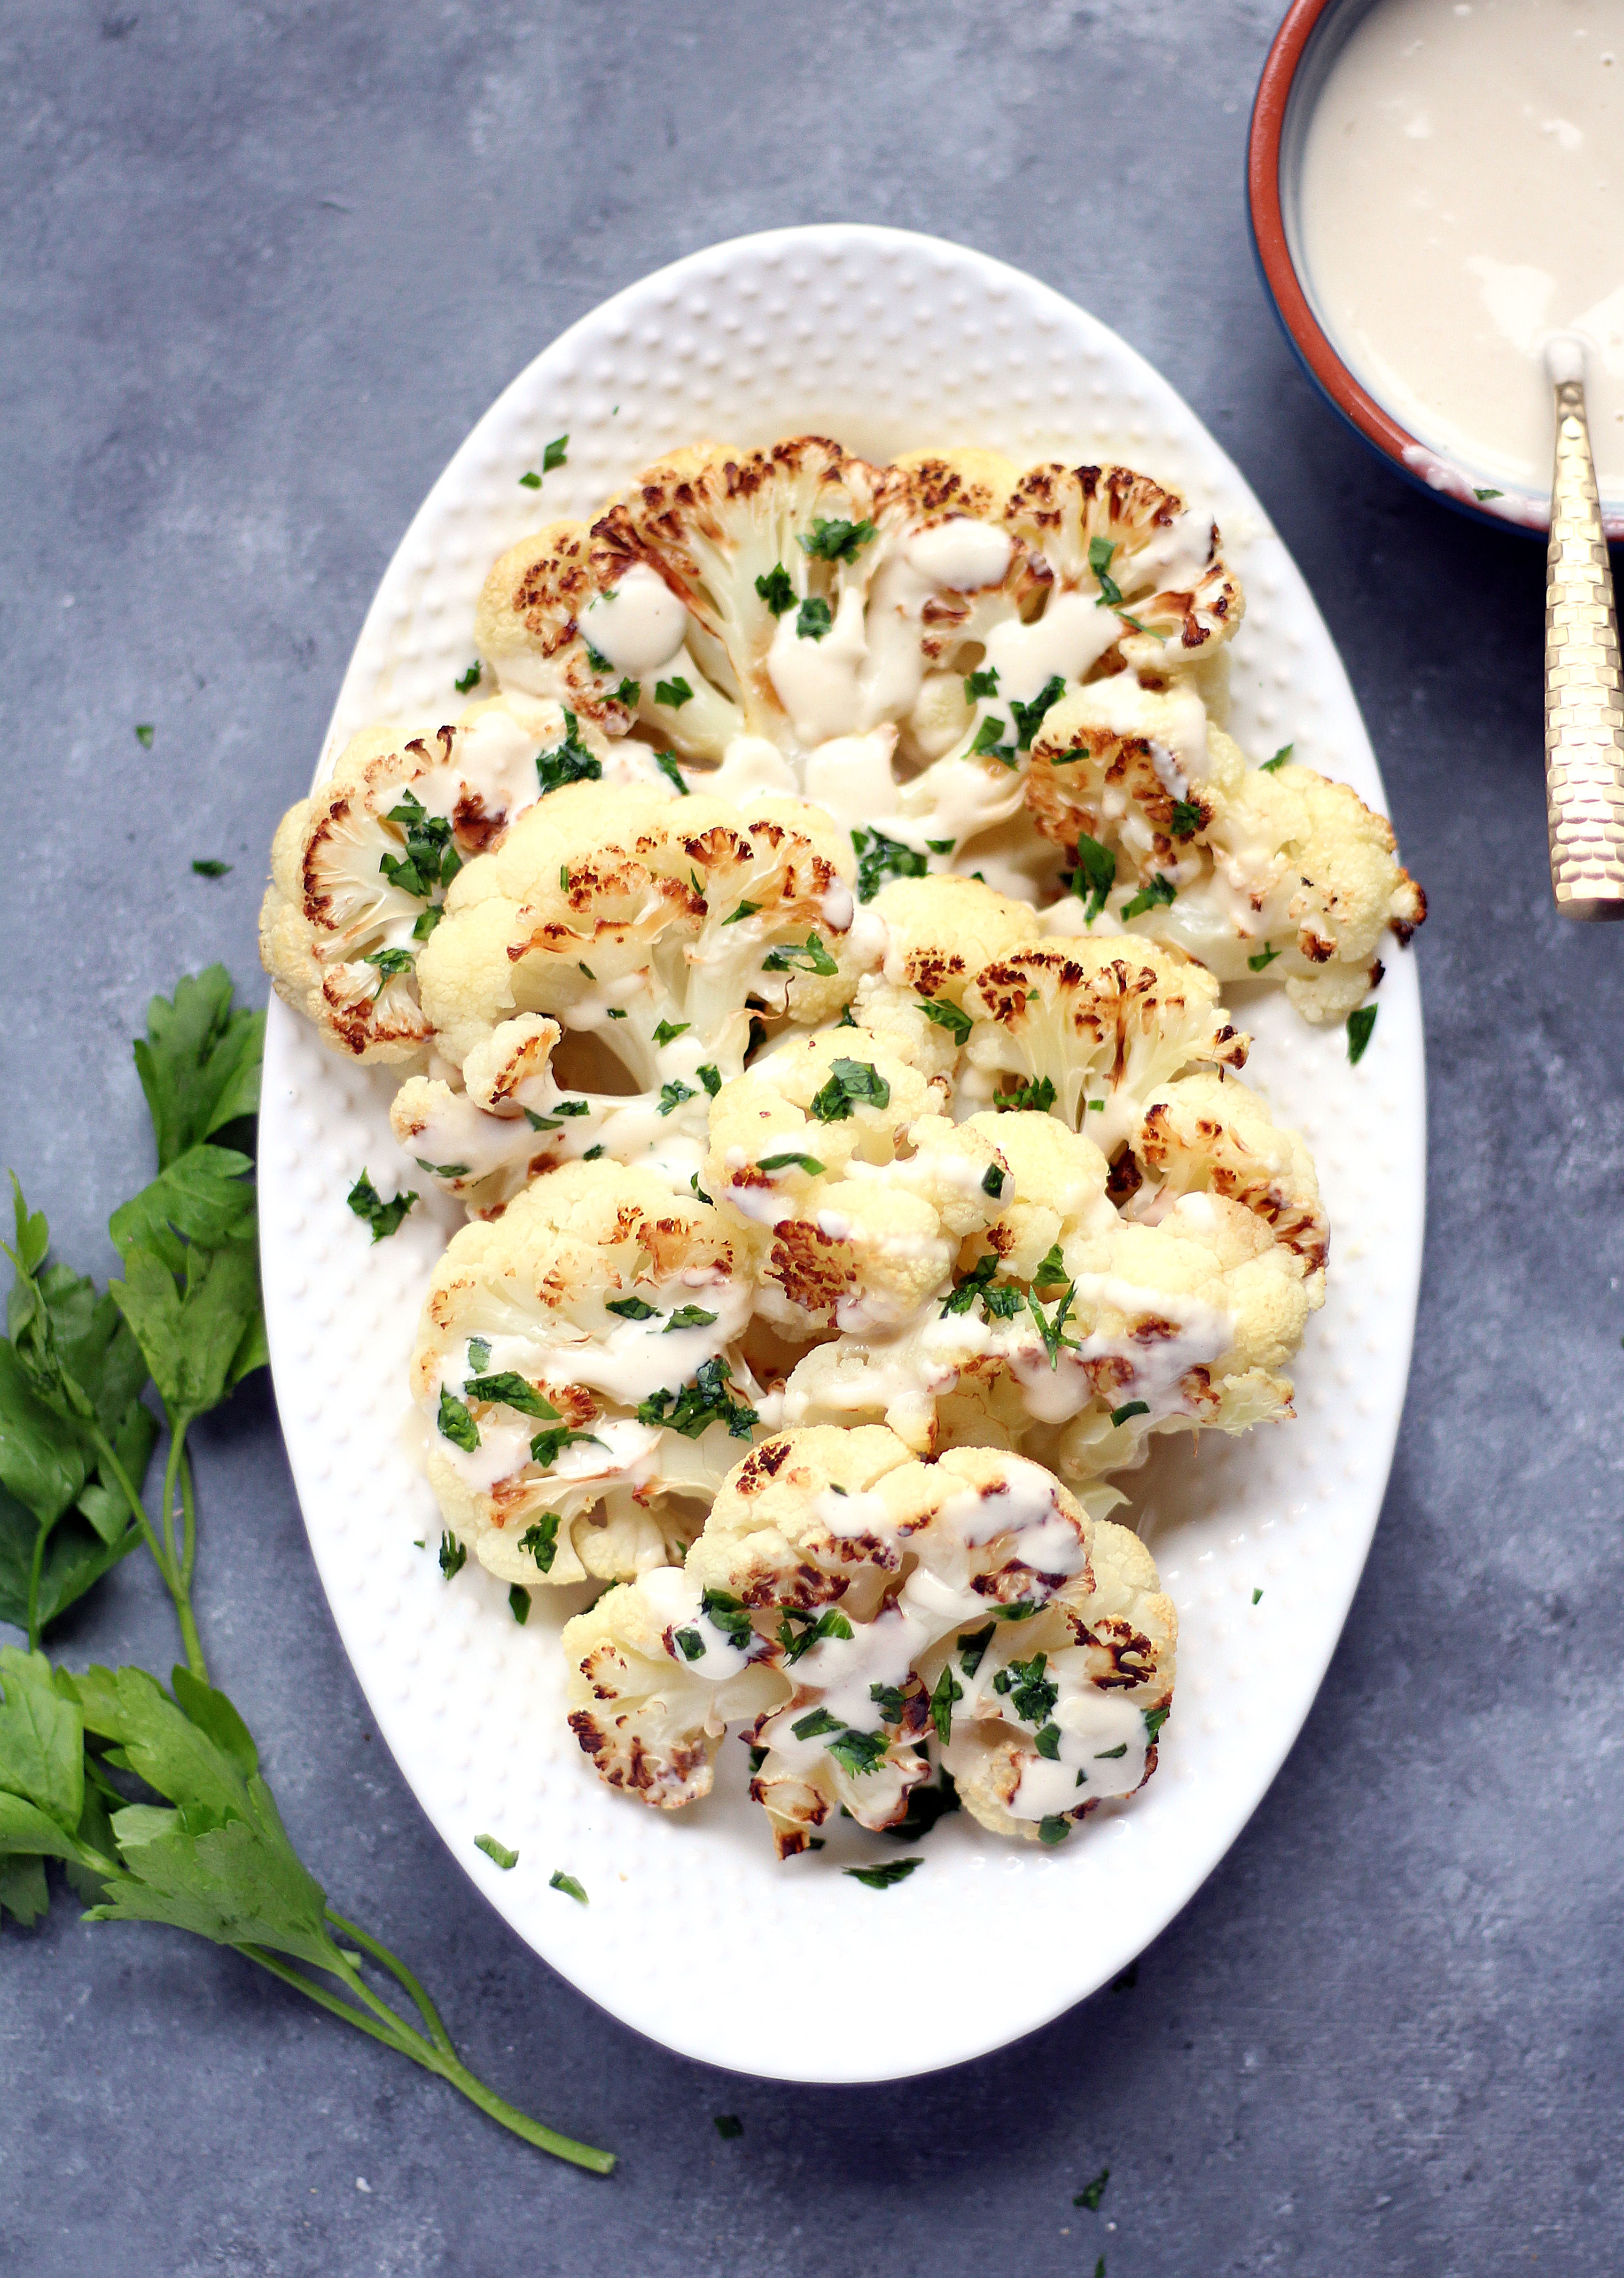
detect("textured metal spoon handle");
top-left (1546, 373), bottom-right (1624, 919)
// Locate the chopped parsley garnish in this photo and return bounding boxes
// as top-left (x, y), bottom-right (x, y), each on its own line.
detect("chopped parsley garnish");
top-left (1143, 1704), bottom-right (1170, 1742)
top-left (957, 1623), bottom-right (996, 1676)
top-left (607, 1295), bottom-right (658, 1321)
top-left (722, 900), bottom-right (759, 925)
top-left (1248, 942), bottom-right (1280, 971)
top-left (657, 1078), bottom-right (696, 1116)
top-left (757, 1150), bottom-right (824, 1175)
top-left (583, 1143), bottom-right (605, 1161)
top-left (519, 470), bottom-right (541, 489)
top-left (1033, 1244), bottom-right (1069, 1287)
top-left (1010, 674), bottom-right (1067, 749)
top-left (1169, 799), bottom-right (1203, 838)
top-left (1034, 1723), bottom-right (1061, 1759)
top-left (796, 596), bottom-right (833, 642)
top-left (529, 1426), bottom-right (605, 1468)
top-left (542, 435), bottom-right (568, 471)
top-left (791, 1706), bottom-right (843, 1740)
top-left (1029, 1283), bottom-right (1079, 1367)
top-left (363, 946), bottom-right (414, 994)
top-left (1094, 1743), bottom-right (1127, 1759)
top-left (926, 837), bottom-right (955, 854)
top-left (1074, 2169), bottom-right (1110, 2212)
top-left (653, 1018), bottom-right (691, 1045)
top-left (1116, 612), bottom-right (1163, 640)
top-left (1252, 1587), bottom-right (1264, 1605)
top-left (655, 675), bottom-right (693, 708)
top-left (713, 2114), bottom-right (743, 2138)
top-left (1110, 1399), bottom-right (1150, 1427)
top-left (191, 858), bottom-right (231, 878)
top-left (799, 517), bottom-right (877, 562)
top-left (920, 995), bottom-right (972, 1045)
top-left (585, 642), bottom-right (611, 671)
top-left (437, 1530), bottom-right (467, 1579)
top-left (1347, 1003), bottom-right (1377, 1065)
top-left (981, 1163), bottom-right (1005, 1198)
top-left (851, 826), bottom-right (928, 901)
top-left (346, 1170), bottom-right (416, 1241)
top-left (508, 1584), bottom-right (531, 1626)
top-left (1120, 873), bottom-right (1177, 922)
top-left (556, 1098), bottom-right (590, 1115)
top-left (698, 1065), bottom-right (721, 1096)
top-left (414, 1158), bottom-right (470, 1178)
top-left (612, 677), bottom-right (640, 708)
top-left (844, 1857), bottom-right (922, 1888)
top-left (1261, 744), bottom-right (1293, 772)
top-left (762, 933), bottom-right (839, 976)
top-left (690, 1170), bottom-right (712, 1202)
top-left (992, 1600), bottom-right (1042, 1621)
top-left (810, 1057), bottom-right (890, 1122)
top-left (996, 1074), bottom-right (1057, 1114)
top-left (549, 1869), bottom-right (588, 1904)
top-left (701, 1589), bottom-right (754, 1652)
top-left (468, 1339), bottom-right (491, 1372)
top-left (536, 710), bottom-right (602, 796)
top-left (747, 1744), bottom-right (768, 1776)
top-left (380, 790), bottom-right (460, 897)
top-left (654, 749), bottom-right (690, 794)
top-left (964, 666), bottom-right (999, 700)
top-left (474, 1833), bottom-right (517, 1870)
top-left (454, 660), bottom-right (482, 693)
top-left (942, 1253), bottom-right (1020, 1319)
top-left (437, 1389), bottom-right (479, 1451)
top-left (135, 722), bottom-right (155, 749)
top-left (412, 905), bottom-right (443, 942)
top-left (1038, 1816), bottom-right (1072, 1845)
top-left (636, 1355), bottom-right (757, 1439)
top-left (1068, 831), bottom-right (1118, 923)
top-left (756, 563), bottom-right (795, 615)
top-left (998, 1652), bottom-right (1059, 1726)
top-left (605, 1007), bottom-right (626, 1019)
top-left (869, 1682), bottom-right (906, 1723)
top-left (518, 1513), bottom-right (562, 1572)
top-left (664, 1304), bottom-right (718, 1331)
top-left (466, 1373), bottom-right (561, 1420)
top-left (930, 1662), bottom-right (962, 1745)
top-left (779, 1608), bottom-right (854, 1664)
top-left (674, 1627), bottom-right (706, 1662)
top-left (1089, 534), bottom-right (1123, 605)
top-left (886, 1772), bottom-right (961, 1842)
top-left (1474, 487), bottom-right (1503, 501)
top-left (968, 714), bottom-right (1017, 767)
top-left (827, 1727), bottom-right (893, 1777)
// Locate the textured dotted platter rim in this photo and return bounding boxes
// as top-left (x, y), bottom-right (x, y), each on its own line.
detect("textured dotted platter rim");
top-left (258, 224), bottom-right (1426, 2085)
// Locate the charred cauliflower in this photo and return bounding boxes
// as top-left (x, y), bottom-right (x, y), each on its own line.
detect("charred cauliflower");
top-left (409, 1159), bottom-right (773, 1586)
top-left (563, 1428), bottom-right (1176, 1852)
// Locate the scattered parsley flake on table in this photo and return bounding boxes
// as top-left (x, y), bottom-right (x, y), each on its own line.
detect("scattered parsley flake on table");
top-left (475, 1833), bottom-right (518, 1870)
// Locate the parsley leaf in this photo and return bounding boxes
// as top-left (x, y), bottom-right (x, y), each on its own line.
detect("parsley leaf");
top-left (919, 996), bottom-right (972, 1046)
top-left (454, 661), bottom-right (482, 694)
top-left (673, 1626), bottom-right (705, 1661)
top-left (1347, 1004), bottom-right (1377, 1065)
top-left (796, 597), bottom-right (833, 642)
top-left (508, 1584), bottom-right (531, 1625)
top-left (663, 1305), bottom-right (718, 1332)
top-left (519, 470), bottom-right (542, 489)
top-left (809, 1058), bottom-right (890, 1122)
top-left (653, 1018), bottom-right (691, 1045)
top-left (135, 723), bottom-right (155, 749)
top-left (437, 1389), bottom-right (478, 1451)
top-left (958, 1623), bottom-right (996, 1676)
top-left (701, 1589), bottom-right (754, 1652)
top-left (981, 1164), bottom-right (1005, 1198)
top-left (636, 1356), bottom-right (757, 1440)
top-left (437, 1530), bottom-right (467, 1578)
top-left (713, 2113), bottom-right (743, 2137)
top-left (969, 714), bottom-right (1017, 767)
top-left (757, 1151), bottom-right (824, 1176)
top-left (791, 1705), bottom-right (842, 1740)
top-left (536, 711), bottom-right (601, 796)
top-left (529, 1427), bottom-right (605, 1469)
top-left (1068, 832), bottom-right (1117, 923)
top-left (996, 1074), bottom-right (1056, 1114)
top-left (1002, 1652), bottom-right (1058, 1725)
top-left (799, 517), bottom-right (877, 562)
top-left (345, 1171), bottom-right (416, 1242)
top-left (657, 1079), bottom-right (696, 1117)
top-left (1474, 487), bottom-right (1503, 501)
top-left (1143, 1704), bottom-right (1171, 1742)
top-left (762, 933), bottom-right (839, 976)
top-left (1009, 674), bottom-right (1067, 749)
top-left (1038, 1815), bottom-right (1072, 1845)
top-left (654, 675), bottom-right (692, 709)
top-left (851, 827), bottom-right (927, 901)
top-left (133, 967), bottom-right (264, 1170)
top-left (518, 1513), bottom-right (562, 1573)
top-left (654, 750), bottom-right (690, 795)
top-left (191, 858), bottom-right (231, 878)
top-left (611, 678), bottom-right (640, 708)
top-left (1075, 2169), bottom-right (1110, 2211)
top-left (779, 1608), bottom-right (855, 1663)
top-left (550, 1869), bottom-right (588, 1904)
top-left (1260, 744), bottom-right (1293, 772)
top-left (475, 1833), bottom-right (517, 1870)
top-left (827, 1727), bottom-right (893, 1777)
top-left (1248, 943), bottom-right (1280, 971)
top-left (465, 1373), bottom-right (561, 1421)
top-left (755, 563), bottom-right (795, 616)
top-left (722, 900), bottom-right (759, 926)
top-left (1169, 800), bottom-right (1203, 838)
top-left (964, 667), bottom-right (999, 700)
top-left (606, 1296), bottom-right (658, 1321)
top-left (1088, 534), bottom-right (1122, 603)
top-left (1109, 1399), bottom-right (1149, 1427)
top-left (1120, 874), bottom-right (1177, 922)
top-left (930, 1662), bottom-right (962, 1745)
top-left (844, 1857), bottom-right (922, 1888)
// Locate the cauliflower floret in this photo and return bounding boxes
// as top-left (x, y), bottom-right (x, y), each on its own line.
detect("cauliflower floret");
top-left (676, 1430), bottom-right (1176, 1852)
top-left (401, 779), bottom-right (883, 1206)
top-left (781, 1098), bottom-right (1320, 1481)
top-left (701, 1022), bottom-right (1008, 1338)
top-left (561, 1565), bottom-right (785, 1809)
top-left (1028, 683), bottom-right (1427, 1022)
top-left (408, 1160), bottom-right (772, 1585)
top-left (258, 693), bottom-right (654, 1064)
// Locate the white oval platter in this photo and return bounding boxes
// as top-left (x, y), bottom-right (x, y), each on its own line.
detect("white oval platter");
top-left (258, 223), bottom-right (1425, 2085)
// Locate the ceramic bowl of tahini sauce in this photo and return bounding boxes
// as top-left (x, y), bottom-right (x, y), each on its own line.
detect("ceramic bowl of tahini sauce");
top-left (1250, 0), bottom-right (1624, 535)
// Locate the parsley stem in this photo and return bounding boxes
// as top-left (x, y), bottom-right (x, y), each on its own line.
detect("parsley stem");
top-left (327, 1909), bottom-right (458, 2060)
top-left (91, 1415), bottom-right (209, 1682)
top-left (240, 1940), bottom-right (616, 2172)
top-left (25, 1514), bottom-right (49, 1653)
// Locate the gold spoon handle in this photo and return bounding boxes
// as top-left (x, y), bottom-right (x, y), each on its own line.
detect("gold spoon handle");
top-left (1546, 369), bottom-right (1624, 919)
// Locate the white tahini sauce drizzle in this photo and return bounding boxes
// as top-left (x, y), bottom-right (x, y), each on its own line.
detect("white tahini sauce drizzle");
top-left (581, 563), bottom-right (689, 674)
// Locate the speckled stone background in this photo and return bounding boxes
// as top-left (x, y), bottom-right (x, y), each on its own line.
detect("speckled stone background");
top-left (1, 3), bottom-right (1619, 2273)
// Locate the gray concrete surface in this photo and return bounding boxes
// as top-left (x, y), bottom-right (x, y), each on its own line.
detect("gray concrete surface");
top-left (1, 2), bottom-right (1620, 2272)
